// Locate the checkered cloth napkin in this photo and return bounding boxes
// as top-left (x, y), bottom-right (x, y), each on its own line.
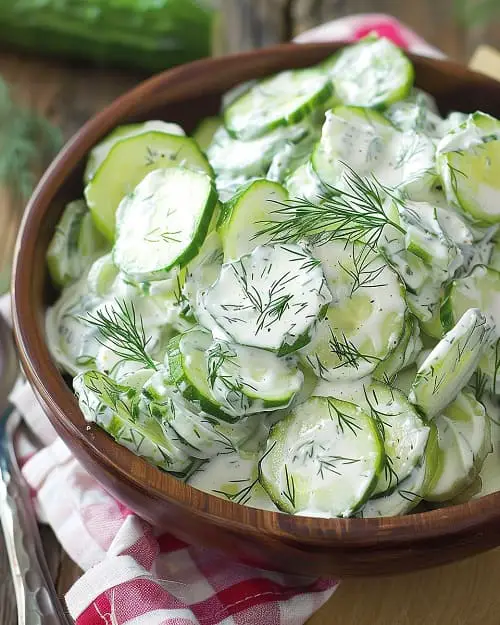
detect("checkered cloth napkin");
top-left (2, 14), bottom-right (442, 625)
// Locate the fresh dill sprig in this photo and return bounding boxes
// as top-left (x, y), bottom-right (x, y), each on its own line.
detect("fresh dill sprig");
top-left (328, 328), bottom-right (381, 370)
top-left (473, 369), bottom-right (488, 401)
top-left (144, 226), bottom-right (182, 244)
top-left (82, 299), bottom-right (157, 370)
top-left (84, 370), bottom-right (139, 421)
top-left (0, 79), bottom-right (62, 201)
top-left (338, 243), bottom-right (387, 295)
top-left (255, 163), bottom-right (405, 246)
top-left (326, 397), bottom-right (362, 436)
top-left (230, 260), bottom-right (298, 334)
top-left (213, 476), bottom-right (260, 505)
top-left (282, 464), bottom-right (296, 508)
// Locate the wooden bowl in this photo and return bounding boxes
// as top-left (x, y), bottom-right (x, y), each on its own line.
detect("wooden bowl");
top-left (11, 42), bottom-right (500, 577)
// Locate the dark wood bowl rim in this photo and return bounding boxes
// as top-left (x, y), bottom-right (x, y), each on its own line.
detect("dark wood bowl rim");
top-left (11, 42), bottom-right (500, 549)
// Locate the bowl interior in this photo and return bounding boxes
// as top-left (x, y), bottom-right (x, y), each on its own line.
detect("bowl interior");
top-left (13, 43), bottom-right (500, 565)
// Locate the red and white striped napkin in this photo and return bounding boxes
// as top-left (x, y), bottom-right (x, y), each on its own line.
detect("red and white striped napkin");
top-left (2, 14), bottom-right (442, 625)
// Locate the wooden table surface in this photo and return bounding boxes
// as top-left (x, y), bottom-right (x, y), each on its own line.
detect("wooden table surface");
top-left (2, 2), bottom-right (500, 623)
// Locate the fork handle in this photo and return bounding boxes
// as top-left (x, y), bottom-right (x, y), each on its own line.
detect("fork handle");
top-left (0, 405), bottom-right (69, 625)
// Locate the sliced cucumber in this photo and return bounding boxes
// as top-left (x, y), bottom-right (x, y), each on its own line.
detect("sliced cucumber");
top-left (84, 121), bottom-right (185, 184)
top-left (45, 272), bottom-right (103, 376)
top-left (374, 314), bottom-right (422, 381)
top-left (189, 449), bottom-right (278, 511)
top-left (87, 252), bottom-right (119, 297)
top-left (203, 244), bottom-right (331, 355)
top-left (301, 240), bottom-right (406, 381)
top-left (113, 167), bottom-right (217, 282)
top-left (322, 36), bottom-right (414, 109)
top-left (441, 264), bottom-right (500, 333)
top-left (193, 116), bottom-right (221, 152)
top-left (285, 160), bottom-right (325, 203)
top-left (409, 309), bottom-right (493, 419)
top-left (424, 391), bottom-right (491, 501)
top-left (267, 131), bottom-right (319, 183)
top-left (385, 90), bottom-right (443, 137)
top-left (224, 68), bottom-right (332, 140)
top-left (208, 125), bottom-right (302, 177)
top-left (149, 389), bottom-right (261, 460)
top-left (311, 106), bottom-right (391, 187)
top-left (207, 340), bottom-right (303, 412)
top-left (360, 382), bottom-right (429, 497)
top-left (74, 370), bottom-right (192, 473)
top-left (47, 200), bottom-right (108, 288)
top-left (182, 230), bottom-right (223, 322)
top-left (218, 179), bottom-right (288, 261)
top-left (313, 106), bottom-right (436, 195)
top-left (362, 421), bottom-right (438, 517)
top-left (84, 131), bottom-right (213, 240)
top-left (259, 396), bottom-right (384, 516)
top-left (160, 328), bottom-right (303, 420)
top-left (399, 201), bottom-right (463, 282)
top-left (437, 112), bottom-right (500, 225)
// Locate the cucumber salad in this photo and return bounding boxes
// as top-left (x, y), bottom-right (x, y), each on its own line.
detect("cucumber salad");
top-left (46, 35), bottom-right (500, 518)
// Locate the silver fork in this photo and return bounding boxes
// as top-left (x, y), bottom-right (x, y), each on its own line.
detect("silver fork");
top-left (0, 314), bottom-right (71, 625)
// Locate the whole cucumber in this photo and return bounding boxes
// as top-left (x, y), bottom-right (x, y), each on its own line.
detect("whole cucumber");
top-left (0, 0), bottom-right (214, 73)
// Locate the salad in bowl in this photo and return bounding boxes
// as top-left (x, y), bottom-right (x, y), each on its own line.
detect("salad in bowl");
top-left (45, 35), bottom-right (500, 520)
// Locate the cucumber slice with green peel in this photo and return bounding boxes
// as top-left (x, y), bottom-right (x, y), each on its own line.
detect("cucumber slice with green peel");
top-left (374, 314), bottom-right (422, 381)
top-left (114, 367), bottom-right (155, 392)
top-left (218, 179), bottom-right (288, 261)
top-left (440, 265), bottom-right (500, 333)
top-left (399, 202), bottom-right (463, 281)
top-left (407, 279), bottom-right (443, 324)
top-left (301, 240), bottom-right (406, 381)
top-left (161, 328), bottom-right (303, 420)
top-left (361, 421), bottom-right (439, 517)
top-left (313, 106), bottom-right (436, 195)
top-left (74, 370), bottom-right (192, 473)
top-left (322, 36), bottom-right (414, 109)
top-left (182, 230), bottom-right (223, 322)
top-left (409, 309), bottom-right (494, 419)
top-left (87, 253), bottom-right (119, 297)
top-left (193, 116), bottom-right (221, 152)
top-left (311, 106), bottom-right (391, 187)
top-left (207, 121), bottom-right (315, 181)
top-left (206, 340), bottom-right (303, 411)
top-left (84, 121), bottom-right (185, 184)
top-left (360, 382), bottom-right (429, 497)
top-left (189, 450), bottom-right (278, 510)
top-left (385, 90), bottom-right (443, 137)
top-left (113, 167), bottom-right (217, 282)
top-left (259, 396), bottom-right (384, 516)
top-left (45, 273), bottom-right (102, 376)
top-left (424, 391), bottom-right (492, 502)
top-left (285, 161), bottom-right (325, 203)
top-left (437, 112), bottom-right (500, 225)
top-left (84, 131), bottom-right (213, 240)
top-left (203, 244), bottom-right (331, 355)
top-left (147, 389), bottom-right (262, 460)
top-left (223, 68), bottom-right (333, 140)
top-left (160, 328), bottom-right (230, 419)
top-left (47, 200), bottom-right (108, 288)
top-left (267, 131), bottom-right (319, 183)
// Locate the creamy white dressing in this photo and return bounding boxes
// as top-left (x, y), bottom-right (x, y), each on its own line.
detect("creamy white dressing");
top-left (47, 42), bottom-right (500, 518)
top-left (204, 244), bottom-right (331, 353)
top-left (319, 110), bottom-right (436, 196)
